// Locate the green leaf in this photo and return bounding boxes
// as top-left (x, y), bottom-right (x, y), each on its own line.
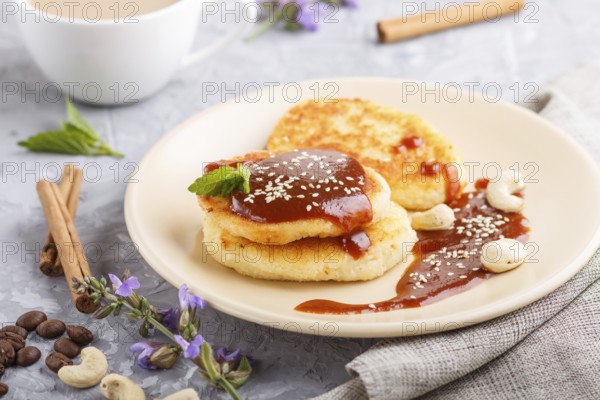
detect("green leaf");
top-left (66, 97), bottom-right (96, 139)
top-left (17, 98), bottom-right (124, 158)
top-left (94, 304), bottom-right (116, 319)
top-left (18, 130), bottom-right (93, 155)
top-left (238, 163), bottom-right (251, 194)
top-left (61, 122), bottom-right (98, 144)
top-left (188, 164), bottom-right (251, 198)
top-left (200, 342), bottom-right (221, 382)
top-left (237, 356), bottom-right (252, 373)
top-left (225, 356), bottom-right (253, 388)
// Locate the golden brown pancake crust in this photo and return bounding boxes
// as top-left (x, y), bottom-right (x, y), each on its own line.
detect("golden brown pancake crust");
top-left (202, 202), bottom-right (417, 282)
top-left (267, 99), bottom-right (466, 210)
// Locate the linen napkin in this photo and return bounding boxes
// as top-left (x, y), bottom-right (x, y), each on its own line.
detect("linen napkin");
top-left (315, 64), bottom-right (600, 400)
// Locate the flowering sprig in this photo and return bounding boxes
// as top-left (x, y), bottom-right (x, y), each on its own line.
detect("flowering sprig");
top-left (248, 0), bottom-right (357, 40)
top-left (74, 273), bottom-right (251, 400)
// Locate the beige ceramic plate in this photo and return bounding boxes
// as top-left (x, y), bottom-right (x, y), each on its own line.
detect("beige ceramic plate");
top-left (125, 78), bottom-right (600, 338)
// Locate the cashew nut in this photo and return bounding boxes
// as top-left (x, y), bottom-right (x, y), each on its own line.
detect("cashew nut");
top-left (161, 389), bottom-right (200, 400)
top-left (58, 346), bottom-right (108, 389)
top-left (411, 204), bottom-right (455, 230)
top-left (101, 374), bottom-right (146, 400)
top-left (486, 171), bottom-right (525, 212)
top-left (480, 239), bottom-right (527, 273)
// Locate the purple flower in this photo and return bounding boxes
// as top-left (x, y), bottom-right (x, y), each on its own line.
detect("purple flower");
top-left (130, 342), bottom-right (160, 370)
top-left (108, 273), bottom-right (140, 297)
top-left (342, 0), bottom-right (357, 8)
top-left (158, 308), bottom-right (179, 332)
top-left (292, 0), bottom-right (320, 31)
top-left (216, 347), bottom-right (241, 363)
top-left (174, 334), bottom-right (205, 360)
top-left (178, 284), bottom-right (205, 311)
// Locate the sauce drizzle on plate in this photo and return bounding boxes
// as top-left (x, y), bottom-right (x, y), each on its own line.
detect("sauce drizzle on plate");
top-left (295, 187), bottom-right (529, 314)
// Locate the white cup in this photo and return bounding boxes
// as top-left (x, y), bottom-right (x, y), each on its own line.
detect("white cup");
top-left (17, 0), bottom-right (255, 105)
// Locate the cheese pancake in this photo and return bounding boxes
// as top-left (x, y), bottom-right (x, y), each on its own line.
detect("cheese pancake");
top-left (202, 202), bottom-right (417, 282)
top-left (197, 151), bottom-right (391, 245)
top-left (267, 99), bottom-right (465, 210)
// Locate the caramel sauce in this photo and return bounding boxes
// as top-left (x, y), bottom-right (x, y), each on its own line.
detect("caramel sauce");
top-left (393, 135), bottom-right (424, 153)
top-left (419, 161), bottom-right (461, 202)
top-left (341, 231), bottom-right (371, 260)
top-left (420, 160), bottom-right (440, 176)
top-left (475, 178), bottom-right (489, 190)
top-left (443, 164), bottom-right (461, 203)
top-left (229, 149), bottom-right (373, 234)
top-left (295, 188), bottom-right (530, 314)
top-left (204, 160), bottom-right (248, 173)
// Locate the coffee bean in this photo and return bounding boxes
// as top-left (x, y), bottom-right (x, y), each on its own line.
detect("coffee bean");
top-left (0, 382), bottom-right (8, 397)
top-left (16, 346), bottom-right (41, 367)
top-left (0, 326), bottom-right (28, 340)
top-left (16, 311), bottom-right (47, 332)
top-left (45, 352), bottom-right (73, 373)
top-left (0, 333), bottom-right (24, 352)
top-left (36, 320), bottom-right (66, 339)
top-left (53, 338), bottom-right (80, 358)
top-left (65, 325), bottom-right (94, 346)
top-left (0, 341), bottom-right (15, 366)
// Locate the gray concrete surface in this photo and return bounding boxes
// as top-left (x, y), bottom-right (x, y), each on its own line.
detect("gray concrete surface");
top-left (1, 0), bottom-right (599, 398)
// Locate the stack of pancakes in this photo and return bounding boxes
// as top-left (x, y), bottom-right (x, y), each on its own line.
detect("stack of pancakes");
top-left (197, 99), bottom-right (465, 282)
top-left (199, 151), bottom-right (416, 282)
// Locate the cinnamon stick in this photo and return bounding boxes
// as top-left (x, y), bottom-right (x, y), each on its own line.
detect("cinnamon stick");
top-left (36, 179), bottom-right (97, 313)
top-left (39, 165), bottom-right (83, 276)
top-left (377, 0), bottom-right (525, 44)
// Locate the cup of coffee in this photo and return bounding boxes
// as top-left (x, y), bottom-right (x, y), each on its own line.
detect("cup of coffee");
top-left (16, 0), bottom-right (255, 104)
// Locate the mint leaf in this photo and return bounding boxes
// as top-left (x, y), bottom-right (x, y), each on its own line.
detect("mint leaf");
top-left (66, 97), bottom-right (96, 138)
top-left (18, 98), bottom-right (124, 158)
top-left (18, 130), bottom-right (93, 155)
top-left (238, 163), bottom-right (251, 194)
top-left (188, 164), bottom-right (251, 197)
